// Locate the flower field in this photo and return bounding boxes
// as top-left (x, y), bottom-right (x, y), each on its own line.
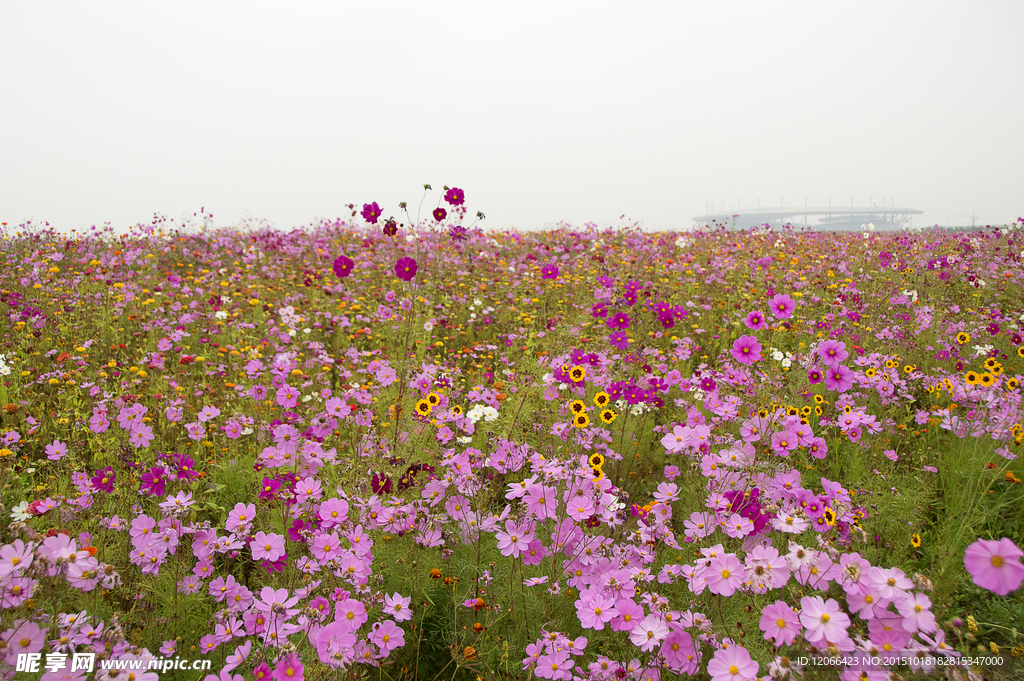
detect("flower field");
top-left (1, 190), bottom-right (1023, 681)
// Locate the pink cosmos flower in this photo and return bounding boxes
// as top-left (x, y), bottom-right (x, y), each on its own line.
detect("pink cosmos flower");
top-left (824, 364), bottom-right (855, 393)
top-left (226, 503), bottom-right (256, 532)
top-left (707, 645), bottom-right (758, 681)
top-left (319, 497), bottom-right (349, 528)
top-left (384, 592), bottom-right (412, 622)
top-left (371, 620), bottom-right (405, 656)
top-left (272, 653), bottom-right (303, 681)
top-left (628, 614), bottom-right (669, 652)
top-left (311, 532), bottom-right (342, 563)
top-left (895, 592), bottom-right (936, 633)
top-left (730, 335), bottom-right (762, 365)
top-left (768, 293), bottom-right (796, 319)
top-left (251, 532), bottom-right (286, 562)
top-left (0, 540), bottom-right (34, 577)
top-left (45, 439), bottom-right (68, 461)
top-left (816, 339), bottom-right (849, 367)
top-left (759, 601), bottom-right (801, 646)
top-left (705, 553), bottom-right (745, 596)
top-left (496, 520), bottom-right (533, 558)
top-left (963, 537), bottom-right (1024, 595)
top-left (660, 628), bottom-right (699, 674)
top-left (541, 264), bottom-right (559, 280)
top-left (276, 385), bottom-right (299, 409)
top-left (799, 595), bottom-right (851, 644)
top-left (575, 592), bottom-right (618, 631)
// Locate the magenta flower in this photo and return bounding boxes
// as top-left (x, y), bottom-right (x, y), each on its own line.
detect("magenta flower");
top-left (541, 264), bottom-right (559, 280)
top-left (707, 645), bottom-right (758, 681)
top-left (140, 466), bottom-right (166, 497)
top-left (91, 467), bottom-right (116, 493)
top-left (744, 310), bottom-right (767, 330)
top-left (608, 331), bottom-right (629, 351)
top-left (730, 335), bottom-right (762, 365)
top-left (807, 367), bottom-right (823, 384)
top-left (395, 257), bottom-right (418, 281)
top-left (963, 537), bottom-right (1024, 596)
top-left (576, 592), bottom-right (618, 630)
top-left (606, 312), bottom-right (631, 330)
top-left (432, 207), bottom-right (447, 222)
top-left (361, 202), bottom-right (381, 224)
top-left (768, 293), bottom-right (796, 319)
top-left (333, 255), bottom-right (354, 279)
top-left (824, 364), bottom-right (855, 393)
top-left (444, 187), bottom-right (465, 205)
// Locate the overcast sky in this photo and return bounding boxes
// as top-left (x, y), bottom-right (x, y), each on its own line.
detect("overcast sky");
top-left (2, 1), bottom-right (1022, 235)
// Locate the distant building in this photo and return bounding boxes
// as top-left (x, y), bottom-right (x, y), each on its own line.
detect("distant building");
top-left (692, 206), bottom-right (923, 231)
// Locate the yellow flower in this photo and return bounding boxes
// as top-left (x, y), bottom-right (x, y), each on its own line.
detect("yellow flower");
top-left (426, 392), bottom-right (441, 407)
top-left (588, 453), bottom-right (605, 468)
top-left (572, 413), bottom-right (590, 428)
top-left (910, 533), bottom-right (922, 548)
top-left (569, 365), bottom-right (586, 382)
top-left (965, 371), bottom-right (980, 385)
top-left (957, 332), bottom-right (970, 345)
top-left (568, 400), bottom-right (586, 415)
top-left (593, 391), bottom-right (610, 407)
top-left (599, 409), bottom-right (617, 424)
top-left (415, 400), bottom-right (431, 415)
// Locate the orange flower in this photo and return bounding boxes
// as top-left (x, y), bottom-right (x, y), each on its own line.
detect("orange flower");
top-left (429, 568), bottom-right (442, 580)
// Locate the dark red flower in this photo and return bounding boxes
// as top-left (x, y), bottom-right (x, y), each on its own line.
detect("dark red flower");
top-left (433, 207), bottom-right (447, 222)
top-left (332, 255), bottom-right (354, 279)
top-left (371, 473), bottom-right (392, 494)
top-left (382, 219), bottom-right (398, 236)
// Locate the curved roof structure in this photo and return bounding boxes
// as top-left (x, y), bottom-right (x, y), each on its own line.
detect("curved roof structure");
top-left (693, 206), bottom-right (924, 231)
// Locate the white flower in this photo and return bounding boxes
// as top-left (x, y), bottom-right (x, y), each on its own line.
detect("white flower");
top-left (473, 299), bottom-right (482, 307)
top-left (457, 436), bottom-right (473, 444)
top-left (466, 405), bottom-right (486, 423)
top-left (303, 328), bottom-right (312, 334)
top-left (288, 329), bottom-right (297, 337)
top-left (482, 406), bottom-right (499, 422)
top-left (10, 501), bottom-right (31, 522)
top-left (424, 321), bottom-right (435, 332)
top-left (781, 358), bottom-right (792, 368)
top-left (973, 344), bottom-right (994, 358)
top-left (214, 310), bottom-right (228, 320)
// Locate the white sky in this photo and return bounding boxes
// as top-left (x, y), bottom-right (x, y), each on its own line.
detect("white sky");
top-left (2, 1), bottom-right (1022, 234)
